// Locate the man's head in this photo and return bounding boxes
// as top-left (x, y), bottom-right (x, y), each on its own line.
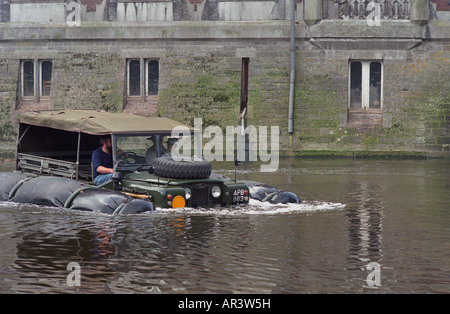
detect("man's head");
top-left (167, 137), bottom-right (178, 151)
top-left (100, 135), bottom-right (112, 151)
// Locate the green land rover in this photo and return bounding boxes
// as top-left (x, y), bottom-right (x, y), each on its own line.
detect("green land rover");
top-left (14, 109), bottom-right (250, 210)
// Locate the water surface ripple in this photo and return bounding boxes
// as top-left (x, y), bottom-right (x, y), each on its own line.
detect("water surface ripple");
top-left (0, 159), bottom-right (448, 293)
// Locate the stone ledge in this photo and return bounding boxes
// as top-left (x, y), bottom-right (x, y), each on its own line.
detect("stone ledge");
top-left (309, 38), bottom-right (423, 50)
top-left (0, 21), bottom-right (291, 41)
top-left (0, 20), bottom-right (448, 41)
top-left (306, 20), bottom-right (425, 39)
top-left (287, 150), bottom-right (449, 158)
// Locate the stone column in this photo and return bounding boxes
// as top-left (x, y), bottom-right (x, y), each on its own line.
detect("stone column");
top-left (411, 0), bottom-right (429, 25)
top-left (106, 0), bottom-right (117, 21)
top-left (202, 0), bottom-right (219, 21)
top-left (0, 0), bottom-right (11, 23)
top-left (173, 0), bottom-right (183, 21)
top-left (304, 0), bottom-right (322, 26)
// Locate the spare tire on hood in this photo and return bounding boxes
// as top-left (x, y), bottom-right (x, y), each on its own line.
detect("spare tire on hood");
top-left (153, 156), bottom-right (212, 179)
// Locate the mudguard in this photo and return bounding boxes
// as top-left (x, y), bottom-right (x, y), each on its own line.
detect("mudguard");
top-left (0, 172), bottom-right (29, 201)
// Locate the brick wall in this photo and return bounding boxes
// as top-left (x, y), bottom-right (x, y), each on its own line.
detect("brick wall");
top-left (290, 41), bottom-right (449, 156)
top-left (431, 0), bottom-right (450, 11)
top-left (0, 58), bottom-right (17, 145)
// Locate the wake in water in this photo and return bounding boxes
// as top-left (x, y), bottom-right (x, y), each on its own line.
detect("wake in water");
top-left (0, 199), bottom-right (346, 217)
top-left (155, 199), bottom-right (346, 216)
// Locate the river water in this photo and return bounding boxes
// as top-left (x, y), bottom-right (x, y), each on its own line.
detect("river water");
top-left (0, 158), bottom-right (448, 294)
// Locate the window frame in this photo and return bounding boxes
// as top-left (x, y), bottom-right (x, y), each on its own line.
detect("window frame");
top-left (20, 59), bottom-right (53, 101)
top-left (126, 58), bottom-right (142, 98)
top-left (126, 58), bottom-right (160, 100)
top-left (40, 60), bottom-right (53, 99)
top-left (348, 60), bottom-right (383, 112)
top-left (146, 59), bottom-right (159, 97)
top-left (20, 60), bottom-right (36, 100)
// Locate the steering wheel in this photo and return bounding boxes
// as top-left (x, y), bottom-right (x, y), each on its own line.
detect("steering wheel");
top-left (119, 151), bottom-right (138, 164)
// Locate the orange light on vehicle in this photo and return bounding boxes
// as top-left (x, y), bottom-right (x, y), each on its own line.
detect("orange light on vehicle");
top-left (172, 195), bottom-right (186, 208)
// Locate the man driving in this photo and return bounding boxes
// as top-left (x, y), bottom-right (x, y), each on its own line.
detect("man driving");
top-left (92, 135), bottom-right (114, 185)
top-left (145, 136), bottom-right (178, 163)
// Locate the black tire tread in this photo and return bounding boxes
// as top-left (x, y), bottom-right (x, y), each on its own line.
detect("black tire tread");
top-left (153, 157), bottom-right (212, 179)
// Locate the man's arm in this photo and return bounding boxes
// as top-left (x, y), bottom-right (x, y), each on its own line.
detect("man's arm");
top-left (96, 165), bottom-right (113, 174)
top-left (92, 149), bottom-right (114, 175)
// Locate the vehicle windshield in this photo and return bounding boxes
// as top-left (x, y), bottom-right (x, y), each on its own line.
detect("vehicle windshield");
top-left (114, 134), bottom-right (198, 169)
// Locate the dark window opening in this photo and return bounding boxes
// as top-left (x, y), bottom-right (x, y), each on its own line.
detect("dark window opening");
top-left (147, 60), bottom-right (159, 96)
top-left (41, 61), bottom-right (52, 97)
top-left (347, 60), bottom-right (383, 127)
top-left (128, 60), bottom-right (141, 96)
top-left (350, 61), bottom-right (362, 109)
top-left (23, 61), bottom-right (34, 97)
top-left (369, 62), bottom-right (381, 109)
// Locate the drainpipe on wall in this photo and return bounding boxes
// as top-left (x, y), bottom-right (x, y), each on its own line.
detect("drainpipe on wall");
top-left (288, 0), bottom-right (296, 145)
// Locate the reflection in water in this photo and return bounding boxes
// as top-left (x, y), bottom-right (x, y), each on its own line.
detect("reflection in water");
top-left (8, 213), bottom-right (117, 293)
top-left (0, 159), bottom-right (449, 293)
top-left (345, 180), bottom-right (384, 290)
top-left (347, 181), bottom-right (384, 263)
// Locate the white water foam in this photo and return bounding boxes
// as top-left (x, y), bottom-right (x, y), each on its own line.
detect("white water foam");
top-left (154, 199), bottom-right (346, 216)
top-left (1, 199), bottom-right (346, 217)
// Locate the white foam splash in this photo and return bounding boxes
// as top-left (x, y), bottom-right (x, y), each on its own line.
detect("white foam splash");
top-left (154, 199), bottom-right (346, 216)
top-left (1, 199), bottom-right (346, 217)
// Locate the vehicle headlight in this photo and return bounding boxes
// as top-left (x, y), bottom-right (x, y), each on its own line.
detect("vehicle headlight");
top-left (184, 187), bottom-right (192, 200)
top-left (211, 185), bottom-right (221, 199)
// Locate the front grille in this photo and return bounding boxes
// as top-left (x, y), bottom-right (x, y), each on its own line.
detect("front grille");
top-left (187, 184), bottom-right (210, 208)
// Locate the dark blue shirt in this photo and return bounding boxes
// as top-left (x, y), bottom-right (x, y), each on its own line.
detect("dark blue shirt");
top-left (92, 147), bottom-right (113, 178)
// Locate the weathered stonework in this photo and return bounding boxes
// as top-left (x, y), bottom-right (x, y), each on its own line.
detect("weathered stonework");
top-left (0, 0), bottom-right (449, 158)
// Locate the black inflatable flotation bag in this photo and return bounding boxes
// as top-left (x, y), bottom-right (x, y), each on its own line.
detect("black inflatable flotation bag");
top-left (10, 176), bottom-right (86, 207)
top-left (242, 180), bottom-right (301, 204)
top-left (117, 199), bottom-right (155, 215)
top-left (247, 184), bottom-right (279, 202)
top-left (1, 173), bottom-right (155, 215)
top-left (267, 191), bottom-right (300, 204)
top-left (69, 189), bottom-right (155, 215)
top-left (0, 172), bottom-right (29, 201)
top-left (68, 188), bottom-right (130, 214)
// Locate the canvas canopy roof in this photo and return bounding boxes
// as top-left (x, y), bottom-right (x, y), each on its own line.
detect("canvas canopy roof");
top-left (19, 110), bottom-right (197, 135)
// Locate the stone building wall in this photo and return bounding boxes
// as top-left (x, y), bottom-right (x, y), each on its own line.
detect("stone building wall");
top-left (0, 0), bottom-right (449, 157)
